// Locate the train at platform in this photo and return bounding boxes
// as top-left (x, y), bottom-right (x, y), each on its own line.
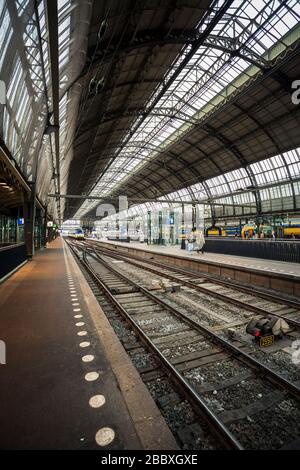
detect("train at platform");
top-left (68, 228), bottom-right (85, 240)
top-left (206, 218), bottom-right (300, 239)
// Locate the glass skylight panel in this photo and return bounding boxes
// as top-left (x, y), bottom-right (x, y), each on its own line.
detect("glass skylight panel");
top-left (233, 192), bottom-right (253, 204)
top-left (285, 149), bottom-right (300, 164)
top-left (289, 163), bottom-right (300, 177)
top-left (16, 0), bottom-right (29, 16)
top-left (58, 9), bottom-right (71, 72)
top-left (7, 57), bottom-right (23, 104)
top-left (281, 184), bottom-right (293, 197)
top-left (38, 1), bottom-right (45, 29)
top-left (0, 0), bottom-right (5, 16)
top-left (59, 47), bottom-right (69, 69)
top-left (294, 182), bottom-right (300, 196)
top-left (58, 29), bottom-right (70, 49)
top-left (275, 167), bottom-right (288, 180)
top-left (74, 0), bottom-right (300, 218)
top-left (59, 17), bottom-right (71, 41)
top-left (3, 108), bottom-right (10, 143)
top-left (0, 6), bottom-right (12, 71)
top-left (15, 83), bottom-right (31, 129)
top-left (58, 0), bottom-right (72, 16)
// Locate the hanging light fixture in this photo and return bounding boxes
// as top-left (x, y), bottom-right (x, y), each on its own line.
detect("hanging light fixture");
top-left (98, 20), bottom-right (108, 41)
top-left (96, 77), bottom-right (105, 94)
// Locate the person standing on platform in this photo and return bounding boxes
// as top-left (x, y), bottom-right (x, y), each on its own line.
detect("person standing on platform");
top-left (196, 230), bottom-right (205, 254)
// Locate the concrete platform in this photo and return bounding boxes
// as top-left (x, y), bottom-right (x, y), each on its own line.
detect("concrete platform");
top-left (0, 238), bottom-right (177, 450)
top-left (92, 239), bottom-right (300, 298)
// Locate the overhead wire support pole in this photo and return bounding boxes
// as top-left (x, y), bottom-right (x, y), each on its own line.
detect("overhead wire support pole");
top-left (46, 0), bottom-right (61, 223)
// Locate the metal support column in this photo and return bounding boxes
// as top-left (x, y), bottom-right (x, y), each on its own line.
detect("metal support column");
top-left (181, 203), bottom-right (185, 250)
top-left (23, 183), bottom-right (36, 259)
top-left (158, 211), bottom-right (163, 245)
top-left (147, 211), bottom-right (151, 245)
top-left (116, 216), bottom-right (119, 240)
top-left (192, 203), bottom-right (196, 231)
top-left (42, 206), bottom-right (48, 247)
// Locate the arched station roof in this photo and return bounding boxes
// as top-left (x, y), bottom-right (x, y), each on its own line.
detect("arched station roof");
top-left (0, 1), bottom-right (300, 221)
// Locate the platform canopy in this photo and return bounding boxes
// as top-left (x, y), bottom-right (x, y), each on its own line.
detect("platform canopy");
top-left (0, 0), bottom-right (300, 222)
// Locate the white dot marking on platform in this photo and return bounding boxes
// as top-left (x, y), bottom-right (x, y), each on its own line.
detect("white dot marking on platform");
top-left (74, 314), bottom-right (83, 318)
top-left (79, 341), bottom-right (90, 348)
top-left (71, 297), bottom-right (78, 301)
top-left (89, 395), bottom-right (106, 408)
top-left (95, 428), bottom-right (115, 447)
top-left (76, 322), bottom-right (85, 327)
top-left (72, 303), bottom-right (80, 306)
top-left (82, 355), bottom-right (94, 363)
top-left (77, 330), bottom-right (87, 336)
top-left (73, 308), bottom-right (81, 312)
top-left (85, 372), bottom-right (99, 382)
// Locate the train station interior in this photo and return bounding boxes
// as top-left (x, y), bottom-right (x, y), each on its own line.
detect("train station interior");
top-left (1, 0), bottom-right (300, 453)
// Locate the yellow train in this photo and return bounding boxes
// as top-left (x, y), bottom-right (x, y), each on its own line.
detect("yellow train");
top-left (206, 221), bottom-right (300, 239)
top-left (68, 228), bottom-right (85, 240)
top-left (276, 223), bottom-right (300, 238)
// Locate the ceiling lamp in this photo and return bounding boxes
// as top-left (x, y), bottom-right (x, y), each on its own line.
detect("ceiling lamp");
top-left (96, 77), bottom-right (105, 94)
top-left (44, 124), bottom-right (60, 135)
top-left (89, 76), bottom-right (97, 94)
top-left (98, 20), bottom-right (108, 41)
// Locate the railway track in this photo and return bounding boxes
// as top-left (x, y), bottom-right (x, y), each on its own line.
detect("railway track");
top-left (83, 239), bottom-right (300, 329)
top-left (68, 239), bottom-right (300, 450)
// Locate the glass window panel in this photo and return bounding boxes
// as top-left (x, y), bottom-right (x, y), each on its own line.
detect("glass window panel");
top-left (0, 7), bottom-right (12, 71)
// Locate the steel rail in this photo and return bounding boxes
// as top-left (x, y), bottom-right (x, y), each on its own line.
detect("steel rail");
top-left (85, 242), bottom-right (300, 329)
top-left (88, 248), bottom-right (300, 400)
top-left (89, 241), bottom-right (300, 306)
top-left (67, 241), bottom-right (243, 450)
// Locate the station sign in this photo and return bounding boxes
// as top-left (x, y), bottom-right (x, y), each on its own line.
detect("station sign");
top-left (47, 221), bottom-right (54, 227)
